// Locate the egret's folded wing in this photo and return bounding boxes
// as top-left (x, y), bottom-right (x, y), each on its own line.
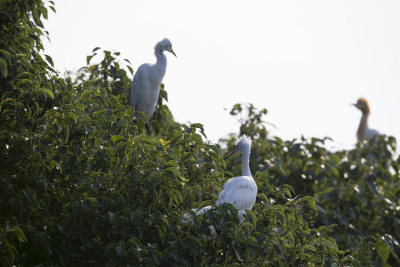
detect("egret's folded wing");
top-left (216, 176), bottom-right (257, 210)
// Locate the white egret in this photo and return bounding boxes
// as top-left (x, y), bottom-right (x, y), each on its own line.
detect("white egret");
top-left (130, 38), bottom-right (176, 134)
top-left (185, 136), bottom-right (257, 239)
top-left (217, 135), bottom-right (257, 211)
top-left (352, 98), bottom-right (380, 142)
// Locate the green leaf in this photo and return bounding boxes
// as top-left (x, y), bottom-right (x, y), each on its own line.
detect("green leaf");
top-left (8, 226), bottom-right (26, 242)
top-left (62, 122), bottom-right (70, 142)
top-left (93, 109), bottom-right (105, 117)
top-left (301, 196), bottom-right (318, 219)
top-left (116, 141), bottom-right (127, 151)
top-left (278, 185), bottom-right (291, 197)
top-left (0, 49), bottom-right (11, 64)
top-left (14, 72), bottom-right (31, 81)
top-left (68, 113), bottom-right (78, 123)
top-left (191, 123), bottom-right (203, 128)
top-left (32, 8), bottom-right (44, 27)
top-left (160, 89), bottom-right (168, 101)
top-left (93, 47), bottom-right (101, 52)
top-left (376, 239), bottom-right (390, 263)
top-left (127, 65), bottom-right (133, 75)
top-left (40, 88), bottom-right (54, 99)
top-left (44, 54), bottom-right (54, 67)
top-left (87, 53), bottom-right (97, 65)
top-left (111, 135), bottom-right (126, 143)
top-left (34, 101), bottom-right (40, 115)
top-left (16, 79), bottom-right (34, 86)
top-left (40, 6), bottom-right (48, 19)
top-left (166, 166), bottom-right (181, 178)
top-left (165, 159), bottom-right (178, 167)
top-left (0, 57), bottom-right (8, 78)
top-left (246, 210), bottom-right (257, 225)
top-left (0, 98), bottom-right (14, 110)
top-left (258, 193), bottom-right (269, 203)
top-left (301, 196), bottom-right (316, 207)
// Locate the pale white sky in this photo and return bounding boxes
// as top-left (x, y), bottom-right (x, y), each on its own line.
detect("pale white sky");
top-left (43, 0), bottom-right (400, 149)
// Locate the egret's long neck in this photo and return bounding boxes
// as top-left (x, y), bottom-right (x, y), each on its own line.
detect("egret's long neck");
top-left (241, 147), bottom-right (252, 177)
top-left (155, 49), bottom-right (167, 70)
top-left (357, 112), bottom-right (369, 142)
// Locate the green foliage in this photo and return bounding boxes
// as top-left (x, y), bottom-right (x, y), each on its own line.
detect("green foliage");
top-left (177, 170), bottom-right (352, 265)
top-left (76, 48), bottom-right (133, 102)
top-left (222, 103), bottom-right (400, 266)
top-left (2, 1), bottom-right (397, 266)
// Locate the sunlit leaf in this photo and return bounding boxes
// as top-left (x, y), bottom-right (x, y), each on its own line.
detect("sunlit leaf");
top-left (376, 239), bottom-right (390, 263)
top-left (40, 88), bottom-right (54, 99)
top-left (44, 54), bottom-right (54, 67)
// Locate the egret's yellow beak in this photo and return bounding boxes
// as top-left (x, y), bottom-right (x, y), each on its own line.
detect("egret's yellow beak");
top-left (224, 148), bottom-right (238, 160)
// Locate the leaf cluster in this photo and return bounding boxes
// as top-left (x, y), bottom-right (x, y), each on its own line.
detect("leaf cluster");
top-left (0, 2), bottom-right (365, 266)
top-left (223, 103), bottom-right (400, 266)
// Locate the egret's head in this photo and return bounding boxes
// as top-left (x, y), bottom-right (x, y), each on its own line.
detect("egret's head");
top-left (352, 98), bottom-right (370, 114)
top-left (155, 38), bottom-right (177, 57)
top-left (224, 135), bottom-right (251, 159)
top-left (236, 135), bottom-right (251, 153)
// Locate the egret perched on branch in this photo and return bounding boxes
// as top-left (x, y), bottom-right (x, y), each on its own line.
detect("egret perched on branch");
top-left (352, 98), bottom-right (380, 142)
top-left (186, 136), bottom-right (257, 239)
top-left (218, 135), bottom-right (257, 211)
top-left (130, 38), bottom-right (176, 134)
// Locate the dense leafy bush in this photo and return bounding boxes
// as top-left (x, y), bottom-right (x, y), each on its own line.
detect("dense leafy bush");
top-left (1, 1), bottom-right (399, 266)
top-left (222, 103), bottom-right (400, 266)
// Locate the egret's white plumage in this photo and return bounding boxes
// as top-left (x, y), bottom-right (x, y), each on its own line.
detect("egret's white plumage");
top-left (130, 38), bottom-right (176, 133)
top-left (216, 136), bottom-right (257, 212)
top-left (353, 98), bottom-right (380, 142)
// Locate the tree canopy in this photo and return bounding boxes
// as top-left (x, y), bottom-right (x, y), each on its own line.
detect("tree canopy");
top-left (1, 1), bottom-right (399, 266)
